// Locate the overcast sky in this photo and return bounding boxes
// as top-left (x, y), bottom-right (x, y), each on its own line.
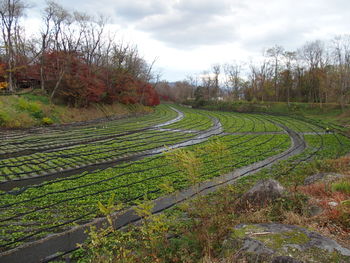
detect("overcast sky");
top-left (28, 0), bottom-right (350, 81)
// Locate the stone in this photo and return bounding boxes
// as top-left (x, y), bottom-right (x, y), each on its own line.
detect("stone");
top-left (239, 179), bottom-right (286, 208)
top-left (328, 201), bottom-right (338, 207)
top-left (304, 173), bottom-right (344, 185)
top-left (222, 223), bottom-right (350, 263)
top-left (271, 256), bottom-right (303, 263)
top-left (308, 205), bottom-right (323, 217)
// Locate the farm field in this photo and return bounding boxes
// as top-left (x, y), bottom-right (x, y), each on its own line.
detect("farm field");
top-left (0, 104), bottom-right (349, 260)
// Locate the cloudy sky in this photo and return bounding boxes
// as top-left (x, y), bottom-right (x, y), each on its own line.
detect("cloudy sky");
top-left (29, 0), bottom-right (350, 81)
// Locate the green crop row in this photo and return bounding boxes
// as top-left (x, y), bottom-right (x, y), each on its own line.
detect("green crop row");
top-left (195, 110), bottom-right (283, 133)
top-left (0, 107), bottom-right (218, 180)
top-left (0, 105), bottom-right (178, 155)
top-left (0, 134), bottom-right (291, 250)
top-left (0, 130), bottom-right (196, 181)
top-left (267, 114), bottom-right (324, 132)
top-left (161, 105), bottom-right (213, 131)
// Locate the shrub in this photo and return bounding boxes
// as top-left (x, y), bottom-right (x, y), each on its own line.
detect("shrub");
top-left (41, 117), bottom-right (54, 125)
top-left (0, 111), bottom-right (10, 125)
top-left (17, 98), bottom-right (44, 119)
top-left (165, 147), bottom-right (202, 188)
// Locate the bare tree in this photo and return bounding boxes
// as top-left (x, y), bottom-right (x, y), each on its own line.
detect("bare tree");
top-left (282, 51), bottom-right (296, 105)
top-left (332, 35), bottom-right (350, 110)
top-left (249, 59), bottom-right (273, 101)
top-left (212, 64), bottom-right (220, 98)
top-left (266, 45), bottom-right (284, 101)
top-left (200, 70), bottom-right (212, 100)
top-left (40, 1), bottom-right (72, 100)
top-left (173, 81), bottom-right (193, 101)
top-left (39, 1), bottom-right (55, 91)
top-left (185, 74), bottom-right (198, 98)
top-left (80, 14), bottom-right (107, 67)
top-left (223, 62), bottom-right (241, 99)
top-left (47, 1), bottom-right (70, 52)
top-left (299, 40), bottom-right (327, 105)
top-left (140, 56), bottom-right (158, 104)
top-left (0, 0), bottom-right (28, 92)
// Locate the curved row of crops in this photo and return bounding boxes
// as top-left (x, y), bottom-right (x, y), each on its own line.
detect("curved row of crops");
top-left (0, 104), bottom-right (348, 253)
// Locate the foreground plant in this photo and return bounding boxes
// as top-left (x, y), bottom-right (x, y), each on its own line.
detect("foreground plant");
top-left (74, 197), bottom-right (171, 263)
top-left (165, 147), bottom-right (203, 189)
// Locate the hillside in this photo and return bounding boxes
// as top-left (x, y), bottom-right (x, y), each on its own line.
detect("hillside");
top-left (0, 92), bottom-right (152, 129)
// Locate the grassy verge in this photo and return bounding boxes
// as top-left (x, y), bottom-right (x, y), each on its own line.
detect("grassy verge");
top-left (0, 92), bottom-right (152, 129)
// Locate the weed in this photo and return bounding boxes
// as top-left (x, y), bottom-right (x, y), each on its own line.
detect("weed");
top-left (97, 193), bottom-right (123, 229)
top-left (165, 147), bottom-right (202, 189)
top-left (41, 117), bottom-right (53, 125)
top-left (332, 180), bottom-right (350, 194)
top-left (75, 196), bottom-right (172, 263)
top-left (268, 194), bottom-right (308, 221)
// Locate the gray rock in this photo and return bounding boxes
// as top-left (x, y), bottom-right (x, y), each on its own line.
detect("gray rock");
top-left (239, 179), bottom-right (286, 207)
top-left (223, 223), bottom-right (350, 263)
top-left (308, 205), bottom-right (323, 217)
top-left (272, 256), bottom-right (303, 263)
top-left (304, 173), bottom-right (344, 185)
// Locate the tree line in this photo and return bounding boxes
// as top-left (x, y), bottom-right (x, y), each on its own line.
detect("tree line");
top-left (157, 37), bottom-right (350, 109)
top-left (0, 0), bottom-right (160, 106)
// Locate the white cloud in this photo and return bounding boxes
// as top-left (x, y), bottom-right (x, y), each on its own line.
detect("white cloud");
top-left (24, 0), bottom-right (350, 81)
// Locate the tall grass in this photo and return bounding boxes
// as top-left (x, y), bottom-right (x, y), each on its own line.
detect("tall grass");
top-left (0, 94), bottom-right (153, 128)
top-left (332, 180), bottom-right (350, 194)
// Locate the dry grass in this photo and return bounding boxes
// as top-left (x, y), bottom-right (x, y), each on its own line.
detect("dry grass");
top-left (57, 103), bottom-right (151, 123)
top-left (294, 175), bottom-right (350, 249)
top-left (281, 211), bottom-right (309, 225)
top-left (298, 182), bottom-right (331, 198)
top-left (172, 159), bottom-right (350, 261)
top-left (328, 156), bottom-right (350, 173)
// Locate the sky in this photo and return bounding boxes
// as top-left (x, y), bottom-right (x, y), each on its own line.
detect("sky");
top-left (27, 0), bottom-right (350, 81)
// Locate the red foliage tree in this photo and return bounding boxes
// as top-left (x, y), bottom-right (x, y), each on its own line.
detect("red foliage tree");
top-left (42, 51), bottom-right (107, 106)
top-left (138, 82), bottom-right (160, 106)
top-left (3, 50), bottom-right (160, 107)
top-left (107, 73), bottom-right (160, 106)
